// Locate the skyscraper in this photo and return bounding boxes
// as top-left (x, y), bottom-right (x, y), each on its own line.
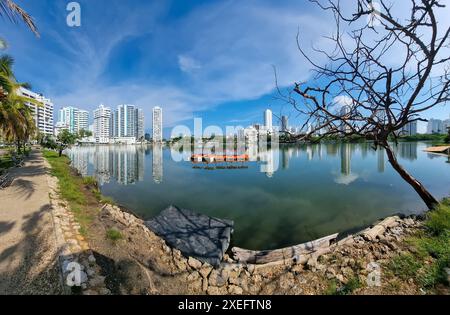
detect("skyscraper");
top-left (115, 104), bottom-right (136, 138)
top-left (152, 106), bottom-right (163, 142)
top-left (443, 116), bottom-right (450, 134)
top-left (18, 87), bottom-right (54, 136)
top-left (58, 106), bottom-right (78, 134)
top-left (400, 121), bottom-right (417, 136)
top-left (281, 115), bottom-right (288, 132)
top-left (427, 119), bottom-right (444, 134)
top-left (135, 108), bottom-right (144, 141)
top-left (93, 104), bottom-right (111, 143)
top-left (340, 105), bottom-right (351, 134)
top-left (264, 109), bottom-right (273, 131)
top-left (77, 110), bottom-right (89, 132)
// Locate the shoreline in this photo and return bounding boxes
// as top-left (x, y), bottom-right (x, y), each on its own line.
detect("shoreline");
top-left (42, 148), bottom-right (449, 295)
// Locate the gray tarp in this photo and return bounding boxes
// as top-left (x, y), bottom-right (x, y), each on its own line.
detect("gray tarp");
top-left (145, 205), bottom-right (234, 267)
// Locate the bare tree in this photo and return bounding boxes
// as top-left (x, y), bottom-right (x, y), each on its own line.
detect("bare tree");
top-left (282, 0), bottom-right (450, 210)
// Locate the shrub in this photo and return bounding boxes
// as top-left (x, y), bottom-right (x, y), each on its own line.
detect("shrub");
top-left (106, 228), bottom-right (123, 242)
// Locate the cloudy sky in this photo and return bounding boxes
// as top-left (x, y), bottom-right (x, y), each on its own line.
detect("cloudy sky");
top-left (1, 0), bottom-right (449, 135)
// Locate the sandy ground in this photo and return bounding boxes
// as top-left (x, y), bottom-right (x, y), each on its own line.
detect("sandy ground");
top-left (0, 149), bottom-right (62, 294)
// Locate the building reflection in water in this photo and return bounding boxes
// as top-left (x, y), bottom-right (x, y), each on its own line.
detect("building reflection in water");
top-left (397, 142), bottom-right (418, 161)
top-left (377, 148), bottom-right (385, 173)
top-left (152, 144), bottom-right (163, 184)
top-left (67, 145), bottom-right (146, 185)
top-left (334, 143), bottom-right (359, 185)
top-left (67, 140), bottom-right (422, 185)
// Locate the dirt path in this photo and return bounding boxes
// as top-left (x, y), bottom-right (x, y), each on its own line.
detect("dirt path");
top-left (0, 149), bottom-right (62, 294)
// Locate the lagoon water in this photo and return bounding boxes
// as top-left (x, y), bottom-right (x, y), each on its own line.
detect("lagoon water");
top-left (67, 142), bottom-right (449, 250)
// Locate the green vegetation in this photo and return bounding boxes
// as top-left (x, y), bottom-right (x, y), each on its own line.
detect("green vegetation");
top-left (0, 153), bottom-right (13, 170)
top-left (398, 133), bottom-right (447, 145)
top-left (82, 176), bottom-right (98, 187)
top-left (106, 228), bottom-right (123, 242)
top-left (388, 199), bottom-right (450, 290)
top-left (324, 277), bottom-right (362, 295)
top-left (55, 129), bottom-right (78, 156)
top-left (43, 150), bottom-right (94, 235)
top-left (43, 149), bottom-right (117, 237)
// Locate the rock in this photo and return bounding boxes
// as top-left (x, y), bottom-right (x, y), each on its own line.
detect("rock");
top-left (279, 273), bottom-right (294, 290)
top-left (188, 279), bottom-right (203, 292)
top-left (175, 259), bottom-right (187, 271)
top-left (207, 286), bottom-right (228, 295)
top-left (291, 264), bottom-right (303, 274)
top-left (89, 276), bottom-right (105, 287)
top-left (162, 244), bottom-right (171, 254)
top-left (208, 269), bottom-right (228, 287)
top-left (88, 255), bottom-right (96, 263)
top-left (199, 264), bottom-right (213, 278)
top-left (341, 267), bottom-right (353, 278)
top-left (363, 225), bottom-right (385, 241)
top-left (326, 267), bottom-right (336, 276)
top-left (187, 271), bottom-right (200, 282)
top-left (83, 289), bottom-right (99, 295)
top-left (228, 285), bottom-right (243, 295)
top-left (202, 278), bottom-right (208, 292)
top-left (99, 288), bottom-right (111, 295)
top-left (188, 257), bottom-right (202, 269)
top-left (336, 274), bottom-right (345, 283)
top-left (306, 257), bottom-right (317, 269)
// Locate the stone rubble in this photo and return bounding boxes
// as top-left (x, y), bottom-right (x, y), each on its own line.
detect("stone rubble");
top-left (100, 203), bottom-right (426, 295)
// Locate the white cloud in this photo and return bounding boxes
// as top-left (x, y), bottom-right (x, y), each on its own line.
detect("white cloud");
top-left (178, 55), bottom-right (201, 73)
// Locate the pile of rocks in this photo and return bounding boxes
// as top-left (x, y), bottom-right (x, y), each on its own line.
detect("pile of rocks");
top-left (98, 203), bottom-right (424, 295)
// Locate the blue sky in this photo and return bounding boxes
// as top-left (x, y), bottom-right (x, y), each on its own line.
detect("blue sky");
top-left (1, 0), bottom-right (449, 136)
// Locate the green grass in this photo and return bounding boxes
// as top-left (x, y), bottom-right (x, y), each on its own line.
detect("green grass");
top-left (106, 228), bottom-right (123, 242)
top-left (82, 176), bottom-right (98, 186)
top-left (43, 150), bottom-right (93, 235)
top-left (388, 199), bottom-right (450, 289)
top-left (0, 154), bottom-right (14, 170)
top-left (324, 277), bottom-right (361, 295)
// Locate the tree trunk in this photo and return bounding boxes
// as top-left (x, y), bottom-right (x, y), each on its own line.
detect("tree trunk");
top-left (383, 142), bottom-right (438, 210)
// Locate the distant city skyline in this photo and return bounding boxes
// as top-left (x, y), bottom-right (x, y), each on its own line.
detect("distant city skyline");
top-left (3, 1), bottom-right (448, 136)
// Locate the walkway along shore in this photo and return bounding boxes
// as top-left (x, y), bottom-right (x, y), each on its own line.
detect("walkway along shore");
top-left (0, 149), bottom-right (62, 294)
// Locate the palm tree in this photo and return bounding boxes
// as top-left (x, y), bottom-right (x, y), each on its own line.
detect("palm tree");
top-left (0, 54), bottom-right (38, 153)
top-left (0, 0), bottom-right (38, 36)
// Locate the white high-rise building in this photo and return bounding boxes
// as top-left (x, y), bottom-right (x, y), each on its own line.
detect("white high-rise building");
top-left (443, 116), bottom-right (450, 134)
top-left (427, 119), bottom-right (444, 134)
top-left (113, 104), bottom-right (137, 138)
top-left (264, 109), bottom-right (273, 131)
top-left (400, 121), bottom-right (418, 136)
top-left (109, 104), bottom-right (144, 143)
top-left (93, 104), bottom-right (111, 143)
top-left (152, 106), bottom-right (163, 142)
top-left (18, 87), bottom-right (54, 136)
top-left (77, 109), bottom-right (89, 132)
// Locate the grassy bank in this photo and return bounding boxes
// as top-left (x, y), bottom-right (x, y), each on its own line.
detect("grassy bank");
top-left (43, 150), bottom-right (113, 236)
top-left (387, 199), bottom-right (450, 293)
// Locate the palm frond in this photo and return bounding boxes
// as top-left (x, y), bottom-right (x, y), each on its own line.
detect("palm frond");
top-left (0, 0), bottom-right (39, 37)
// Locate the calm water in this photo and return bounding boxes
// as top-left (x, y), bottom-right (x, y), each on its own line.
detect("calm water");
top-left (67, 142), bottom-right (449, 250)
